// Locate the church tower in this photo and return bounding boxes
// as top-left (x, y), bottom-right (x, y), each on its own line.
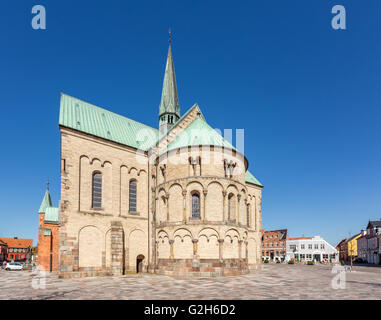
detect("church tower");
top-left (158, 32), bottom-right (180, 136)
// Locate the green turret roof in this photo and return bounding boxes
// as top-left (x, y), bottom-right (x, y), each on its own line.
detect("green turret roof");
top-left (245, 171), bottom-right (263, 187)
top-left (159, 44), bottom-right (180, 117)
top-left (163, 115), bottom-right (262, 187)
top-left (59, 93), bottom-right (158, 151)
top-left (38, 187), bottom-right (60, 223)
top-left (39, 189), bottom-right (53, 213)
top-left (165, 116), bottom-right (236, 153)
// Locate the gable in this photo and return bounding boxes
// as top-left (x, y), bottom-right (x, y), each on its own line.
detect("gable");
top-left (156, 103), bottom-right (204, 153)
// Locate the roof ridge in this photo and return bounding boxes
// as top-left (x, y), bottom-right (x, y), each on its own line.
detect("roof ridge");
top-left (60, 93), bottom-right (158, 132)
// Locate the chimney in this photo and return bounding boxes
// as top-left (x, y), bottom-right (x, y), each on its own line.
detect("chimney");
top-left (14, 237), bottom-right (18, 239)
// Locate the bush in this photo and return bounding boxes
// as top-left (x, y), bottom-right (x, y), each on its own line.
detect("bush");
top-left (288, 259), bottom-right (295, 264)
top-left (307, 261), bottom-right (314, 265)
top-left (264, 259), bottom-right (269, 263)
top-left (276, 260), bottom-right (281, 263)
top-left (340, 260), bottom-right (345, 266)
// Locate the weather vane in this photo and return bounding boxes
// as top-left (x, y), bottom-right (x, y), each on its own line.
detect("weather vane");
top-left (168, 27), bottom-right (172, 44)
top-left (46, 179), bottom-right (50, 190)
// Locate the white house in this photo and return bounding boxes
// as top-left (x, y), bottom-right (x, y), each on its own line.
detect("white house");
top-left (286, 235), bottom-right (338, 263)
top-left (365, 220), bottom-right (381, 264)
top-left (357, 230), bottom-right (368, 261)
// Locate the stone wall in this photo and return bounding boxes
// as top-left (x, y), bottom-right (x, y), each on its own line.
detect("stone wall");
top-left (59, 128), bottom-right (151, 278)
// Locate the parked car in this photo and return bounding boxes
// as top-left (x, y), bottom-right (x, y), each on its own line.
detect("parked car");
top-left (5, 262), bottom-right (23, 271)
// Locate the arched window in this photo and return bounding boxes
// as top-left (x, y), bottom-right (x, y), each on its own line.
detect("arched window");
top-left (129, 180), bottom-right (137, 213)
top-left (246, 204), bottom-right (250, 227)
top-left (92, 172), bottom-right (102, 208)
top-left (192, 193), bottom-right (200, 219)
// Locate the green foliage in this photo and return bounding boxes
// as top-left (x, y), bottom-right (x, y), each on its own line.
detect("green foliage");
top-left (264, 259), bottom-right (269, 263)
top-left (288, 259), bottom-right (295, 264)
top-left (307, 261), bottom-right (314, 265)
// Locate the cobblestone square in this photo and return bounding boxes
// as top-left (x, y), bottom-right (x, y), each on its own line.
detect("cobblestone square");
top-left (1, 264), bottom-right (380, 300)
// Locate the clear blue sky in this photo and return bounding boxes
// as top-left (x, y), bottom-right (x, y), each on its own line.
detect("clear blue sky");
top-left (0, 1), bottom-right (380, 247)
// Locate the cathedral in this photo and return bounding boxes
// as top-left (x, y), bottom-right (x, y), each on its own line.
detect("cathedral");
top-left (37, 40), bottom-right (263, 278)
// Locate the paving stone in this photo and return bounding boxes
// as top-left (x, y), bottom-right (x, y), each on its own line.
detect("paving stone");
top-left (1, 264), bottom-right (381, 299)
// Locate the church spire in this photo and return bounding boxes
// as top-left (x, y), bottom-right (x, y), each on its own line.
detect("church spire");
top-left (159, 29), bottom-right (180, 136)
top-left (39, 183), bottom-right (53, 214)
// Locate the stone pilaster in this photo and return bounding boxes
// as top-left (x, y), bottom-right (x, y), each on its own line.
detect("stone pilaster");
top-left (218, 239), bottom-right (224, 261)
top-left (202, 190), bottom-right (207, 221)
top-left (169, 240), bottom-right (174, 259)
top-left (110, 221), bottom-right (124, 276)
top-left (182, 190), bottom-right (187, 222)
top-left (192, 239), bottom-right (198, 258)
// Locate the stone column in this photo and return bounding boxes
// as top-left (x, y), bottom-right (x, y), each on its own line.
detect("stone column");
top-left (110, 221), bottom-right (124, 276)
top-left (222, 191), bottom-right (227, 222)
top-left (192, 239), bottom-right (198, 258)
top-left (182, 190), bottom-right (187, 222)
top-left (155, 240), bottom-right (159, 267)
top-left (218, 239), bottom-right (224, 261)
top-left (253, 197), bottom-right (257, 231)
top-left (166, 194), bottom-right (170, 221)
top-left (202, 190), bottom-right (207, 221)
top-left (244, 199), bottom-right (248, 227)
top-left (245, 241), bottom-right (248, 262)
top-left (238, 240), bottom-right (243, 260)
top-left (169, 240), bottom-right (174, 259)
top-left (236, 194), bottom-right (241, 224)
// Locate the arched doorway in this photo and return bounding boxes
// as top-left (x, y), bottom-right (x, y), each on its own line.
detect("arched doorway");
top-left (136, 254), bottom-right (145, 273)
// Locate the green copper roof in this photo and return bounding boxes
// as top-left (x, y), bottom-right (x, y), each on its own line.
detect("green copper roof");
top-left (39, 189), bottom-right (53, 213)
top-left (45, 207), bottom-right (59, 223)
top-left (245, 171), bottom-right (263, 187)
top-left (59, 93), bottom-right (158, 151)
top-left (159, 45), bottom-right (180, 117)
top-left (165, 116), bottom-right (236, 153)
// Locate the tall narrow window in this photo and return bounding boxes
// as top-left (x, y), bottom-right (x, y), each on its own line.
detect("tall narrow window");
top-left (192, 193), bottom-right (200, 219)
top-left (246, 204), bottom-right (250, 227)
top-left (92, 172), bottom-right (102, 208)
top-left (129, 180), bottom-right (137, 213)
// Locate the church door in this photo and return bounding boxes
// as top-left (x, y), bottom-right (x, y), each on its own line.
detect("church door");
top-left (136, 254), bottom-right (145, 273)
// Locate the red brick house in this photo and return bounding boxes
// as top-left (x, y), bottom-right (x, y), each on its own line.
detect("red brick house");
top-left (0, 239), bottom-right (8, 263)
top-left (262, 229), bottom-right (288, 261)
top-left (37, 186), bottom-right (60, 272)
top-left (0, 237), bottom-right (33, 262)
